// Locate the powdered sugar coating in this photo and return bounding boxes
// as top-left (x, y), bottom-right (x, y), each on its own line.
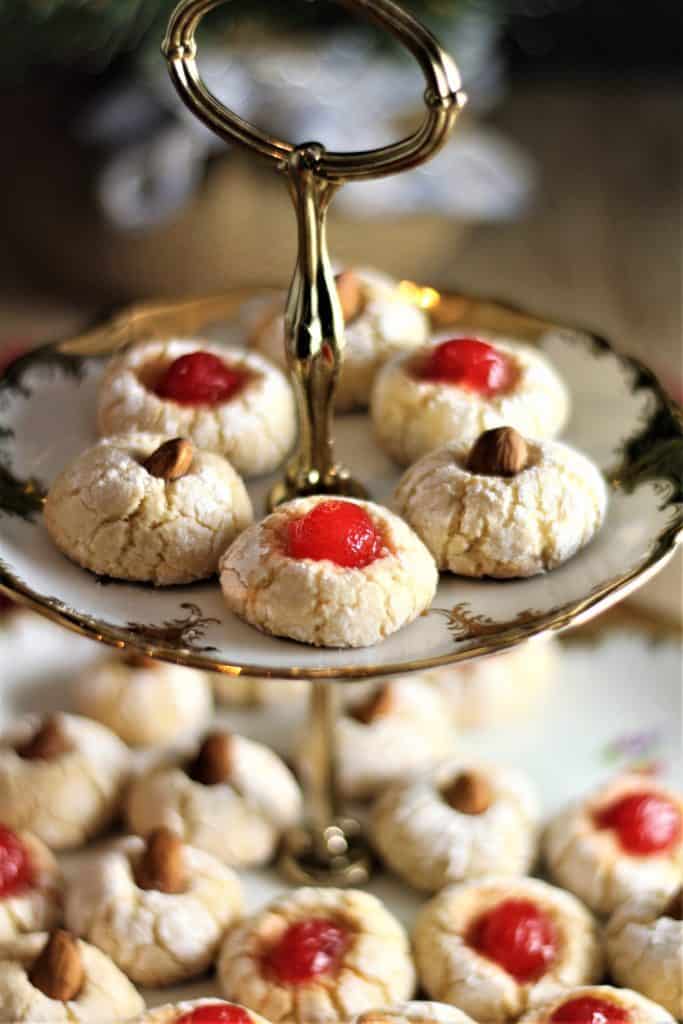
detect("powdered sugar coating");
top-left (0, 831), bottom-right (62, 942)
top-left (395, 438), bottom-right (607, 578)
top-left (518, 986), bottom-right (676, 1024)
top-left (97, 339), bottom-right (297, 477)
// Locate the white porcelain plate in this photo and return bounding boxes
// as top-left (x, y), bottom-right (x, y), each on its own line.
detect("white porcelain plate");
top-left (0, 289), bottom-right (681, 677)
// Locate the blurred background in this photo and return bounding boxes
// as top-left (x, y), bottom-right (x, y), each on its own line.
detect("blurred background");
top-left (0, 0), bottom-right (680, 626)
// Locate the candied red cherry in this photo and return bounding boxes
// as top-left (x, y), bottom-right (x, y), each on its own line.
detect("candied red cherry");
top-left (287, 500), bottom-right (384, 569)
top-left (595, 791), bottom-right (682, 855)
top-left (550, 997), bottom-right (631, 1024)
top-left (467, 898), bottom-right (558, 983)
top-left (0, 825), bottom-right (34, 899)
top-left (263, 918), bottom-right (349, 985)
top-left (421, 337), bottom-right (514, 396)
top-left (175, 1006), bottom-right (252, 1024)
top-left (156, 352), bottom-right (248, 406)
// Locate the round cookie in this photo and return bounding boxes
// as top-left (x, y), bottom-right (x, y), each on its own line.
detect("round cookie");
top-left (351, 1005), bottom-right (479, 1024)
top-left (518, 986), bottom-right (676, 1024)
top-left (395, 428), bottom-right (607, 578)
top-left (138, 1000), bottom-right (274, 1023)
top-left (97, 339), bottom-right (296, 477)
top-left (0, 713), bottom-right (128, 850)
top-left (372, 762), bottom-right (540, 891)
top-left (45, 434), bottom-right (253, 586)
top-left (65, 829), bottom-right (243, 988)
top-left (126, 732), bottom-right (302, 868)
top-left (543, 774), bottom-right (683, 915)
top-left (372, 333), bottom-right (570, 466)
top-left (606, 888), bottom-right (682, 1018)
top-left (333, 679), bottom-right (454, 801)
top-left (220, 496), bottom-right (438, 648)
top-left (248, 268), bottom-right (430, 413)
top-left (0, 929), bottom-right (145, 1022)
top-left (73, 653), bottom-right (213, 748)
top-left (413, 877), bottom-right (603, 1022)
top-left (218, 887), bottom-right (416, 1023)
top-left (212, 675), bottom-right (308, 708)
top-left (0, 826), bottom-right (62, 941)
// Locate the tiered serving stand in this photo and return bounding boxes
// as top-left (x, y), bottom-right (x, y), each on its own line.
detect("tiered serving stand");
top-left (0, 0), bottom-right (682, 894)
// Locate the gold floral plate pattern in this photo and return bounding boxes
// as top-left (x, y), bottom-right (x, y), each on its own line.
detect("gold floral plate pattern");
top-left (0, 288), bottom-right (681, 678)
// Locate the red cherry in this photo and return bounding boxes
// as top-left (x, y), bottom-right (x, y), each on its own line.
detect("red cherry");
top-left (263, 918), bottom-right (349, 985)
top-left (550, 997), bottom-right (631, 1024)
top-left (0, 825), bottom-right (34, 899)
top-left (467, 898), bottom-right (558, 983)
top-left (595, 791), bottom-right (682, 855)
top-left (155, 352), bottom-right (248, 406)
top-left (175, 1006), bottom-right (252, 1024)
top-left (421, 338), bottom-right (514, 395)
top-left (287, 500), bottom-right (384, 569)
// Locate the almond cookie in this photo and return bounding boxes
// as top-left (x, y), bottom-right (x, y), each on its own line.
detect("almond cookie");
top-left (0, 929), bottom-right (145, 1022)
top-left (217, 887), bottom-right (416, 1023)
top-left (65, 829), bottom-right (243, 988)
top-left (248, 268), bottom-right (430, 413)
top-left (333, 680), bottom-right (454, 801)
top-left (395, 428), bottom-right (607, 578)
top-left (351, 1006), bottom-right (478, 1024)
top-left (220, 497), bottom-right (438, 648)
top-left (413, 877), bottom-right (603, 1022)
top-left (138, 1000), bottom-right (274, 1023)
top-left (0, 826), bottom-right (62, 941)
top-left (45, 434), bottom-right (253, 585)
top-left (372, 762), bottom-right (540, 891)
top-left (543, 774), bottom-right (683, 915)
top-left (0, 713), bottom-right (128, 850)
top-left (73, 652), bottom-right (213, 748)
top-left (519, 986), bottom-right (676, 1024)
top-left (211, 675), bottom-right (308, 708)
top-left (97, 340), bottom-right (296, 477)
top-left (126, 732), bottom-right (302, 868)
top-left (605, 889), bottom-right (682, 1018)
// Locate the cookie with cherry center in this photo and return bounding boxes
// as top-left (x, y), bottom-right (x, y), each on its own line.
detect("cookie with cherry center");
top-left (350, 1004), bottom-right (480, 1024)
top-left (97, 338), bottom-right (297, 477)
top-left (137, 1001), bottom-right (274, 1024)
top-left (0, 824), bottom-right (62, 941)
top-left (518, 986), bottom-right (676, 1024)
top-left (247, 267), bottom-right (430, 413)
top-left (64, 828), bottom-right (243, 988)
top-left (605, 888), bottom-right (682, 1018)
top-left (125, 731), bottom-right (302, 869)
top-left (0, 713), bottom-right (128, 850)
top-left (217, 886), bottom-right (416, 1023)
top-left (395, 427), bottom-right (607, 578)
top-left (0, 929), bottom-right (144, 1022)
top-left (413, 877), bottom-right (603, 1023)
top-left (371, 762), bottom-right (540, 892)
top-left (543, 773), bottom-right (683, 915)
top-left (371, 332), bottom-right (570, 466)
top-left (219, 496), bottom-right (438, 648)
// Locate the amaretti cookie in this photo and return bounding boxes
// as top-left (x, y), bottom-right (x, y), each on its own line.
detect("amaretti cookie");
top-left (212, 675), bottom-right (308, 708)
top-left (220, 497), bottom-right (438, 648)
top-left (73, 652), bottom-right (212, 748)
top-left (372, 762), bottom-right (540, 891)
top-left (217, 887), bottom-right (416, 1023)
top-left (395, 428), bottom-right (607, 578)
top-left (0, 929), bottom-right (145, 1022)
top-left (605, 888), bottom-right (682, 1018)
top-left (543, 774), bottom-right (683, 915)
top-left (518, 987), bottom-right (676, 1024)
top-left (413, 877), bottom-right (603, 1022)
top-left (0, 825), bottom-right (62, 941)
top-left (97, 339), bottom-right (296, 477)
top-left (138, 1000), bottom-right (273, 1023)
top-left (351, 1004), bottom-right (478, 1024)
top-left (45, 434), bottom-right (253, 585)
top-left (0, 713), bottom-right (128, 850)
top-left (65, 829), bottom-right (243, 987)
top-left (248, 268), bottom-right (430, 412)
top-left (333, 680), bottom-right (454, 801)
top-left (372, 333), bottom-right (570, 466)
top-left (126, 732), bottom-right (302, 868)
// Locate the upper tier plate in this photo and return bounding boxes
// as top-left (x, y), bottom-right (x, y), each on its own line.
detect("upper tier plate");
top-left (0, 288), bottom-right (681, 678)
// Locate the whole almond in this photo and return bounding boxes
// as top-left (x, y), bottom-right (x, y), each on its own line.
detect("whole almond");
top-left (135, 827), bottom-right (187, 894)
top-left (442, 771), bottom-right (493, 815)
top-left (144, 438), bottom-right (194, 481)
top-left (664, 887), bottom-right (682, 920)
top-left (16, 715), bottom-right (72, 761)
top-left (29, 930), bottom-right (84, 1002)
top-left (188, 732), bottom-right (233, 786)
top-left (350, 684), bottom-right (395, 725)
top-left (466, 426), bottom-right (529, 477)
top-left (335, 270), bottom-right (365, 323)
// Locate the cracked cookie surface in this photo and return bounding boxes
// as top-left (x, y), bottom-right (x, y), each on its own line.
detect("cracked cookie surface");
top-left (351, 1004), bottom-right (479, 1024)
top-left (518, 986), bottom-right (676, 1024)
